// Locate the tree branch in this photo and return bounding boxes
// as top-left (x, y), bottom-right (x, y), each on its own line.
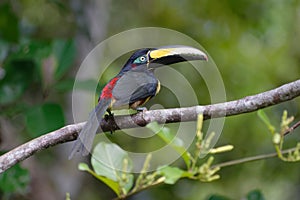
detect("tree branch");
top-left (0, 79), bottom-right (299, 173)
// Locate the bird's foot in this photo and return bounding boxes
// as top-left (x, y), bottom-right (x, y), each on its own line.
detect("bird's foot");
top-left (104, 111), bottom-right (114, 121)
top-left (107, 110), bottom-right (114, 117)
top-left (104, 115), bottom-right (115, 134)
top-left (136, 107), bottom-right (147, 120)
top-left (104, 114), bottom-right (110, 121)
top-left (104, 111), bottom-right (115, 134)
top-left (136, 107), bottom-right (148, 112)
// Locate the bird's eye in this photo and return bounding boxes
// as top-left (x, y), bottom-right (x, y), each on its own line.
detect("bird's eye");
top-left (134, 56), bottom-right (147, 64)
top-left (139, 56), bottom-right (146, 62)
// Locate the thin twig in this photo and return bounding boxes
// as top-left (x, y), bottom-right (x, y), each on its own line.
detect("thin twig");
top-left (284, 120), bottom-right (300, 136)
top-left (113, 177), bottom-right (166, 200)
top-left (0, 79), bottom-right (300, 173)
top-left (211, 147), bottom-right (297, 169)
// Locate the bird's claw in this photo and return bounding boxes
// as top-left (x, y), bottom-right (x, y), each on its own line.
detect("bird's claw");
top-left (104, 115), bottom-right (115, 134)
top-left (104, 114), bottom-right (110, 121)
top-left (107, 110), bottom-right (114, 117)
top-left (136, 107), bottom-right (147, 120)
top-left (104, 111), bottom-right (115, 134)
top-left (104, 110), bottom-right (114, 121)
top-left (136, 107), bottom-right (148, 112)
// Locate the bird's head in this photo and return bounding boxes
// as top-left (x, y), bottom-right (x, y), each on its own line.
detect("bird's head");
top-left (119, 45), bottom-right (208, 74)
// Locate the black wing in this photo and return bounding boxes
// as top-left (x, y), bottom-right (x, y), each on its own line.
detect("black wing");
top-left (112, 70), bottom-right (158, 108)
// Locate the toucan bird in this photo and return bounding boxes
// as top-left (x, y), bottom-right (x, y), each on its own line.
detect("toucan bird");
top-left (69, 45), bottom-right (208, 159)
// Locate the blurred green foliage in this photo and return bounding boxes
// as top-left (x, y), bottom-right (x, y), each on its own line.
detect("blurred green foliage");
top-left (0, 1), bottom-right (75, 198)
top-left (25, 103), bottom-right (65, 137)
top-left (207, 190), bottom-right (266, 200)
top-left (0, 163), bottom-right (29, 199)
top-left (0, 0), bottom-right (299, 200)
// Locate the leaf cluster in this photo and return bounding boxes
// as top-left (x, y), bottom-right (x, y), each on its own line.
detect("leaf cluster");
top-left (79, 115), bottom-right (233, 199)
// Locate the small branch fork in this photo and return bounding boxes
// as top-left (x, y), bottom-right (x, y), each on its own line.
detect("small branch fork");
top-left (284, 120), bottom-right (300, 136)
top-left (0, 79), bottom-right (300, 173)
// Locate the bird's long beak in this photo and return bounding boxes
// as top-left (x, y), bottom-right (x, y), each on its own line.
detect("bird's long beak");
top-left (148, 45), bottom-right (208, 67)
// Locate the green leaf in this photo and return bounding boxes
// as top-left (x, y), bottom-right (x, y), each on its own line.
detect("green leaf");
top-left (247, 190), bottom-right (265, 200)
top-left (53, 39), bottom-right (76, 80)
top-left (91, 142), bottom-right (131, 181)
top-left (78, 163), bottom-right (121, 196)
top-left (147, 122), bottom-right (191, 168)
top-left (25, 103), bottom-right (65, 137)
top-left (0, 59), bottom-right (36, 105)
top-left (157, 166), bottom-right (189, 184)
top-left (0, 164), bottom-right (30, 193)
top-left (0, 37), bottom-right (64, 104)
top-left (91, 142), bottom-right (134, 194)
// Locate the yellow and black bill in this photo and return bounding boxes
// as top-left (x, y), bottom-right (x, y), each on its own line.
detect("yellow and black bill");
top-left (148, 45), bottom-right (208, 67)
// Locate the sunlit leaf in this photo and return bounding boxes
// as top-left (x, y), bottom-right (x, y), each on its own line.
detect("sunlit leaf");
top-left (91, 142), bottom-right (131, 181)
top-left (157, 166), bottom-right (189, 184)
top-left (78, 163), bottom-right (121, 196)
top-left (91, 142), bottom-right (134, 194)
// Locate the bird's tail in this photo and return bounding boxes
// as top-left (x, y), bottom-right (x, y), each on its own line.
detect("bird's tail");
top-left (68, 99), bottom-right (111, 159)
